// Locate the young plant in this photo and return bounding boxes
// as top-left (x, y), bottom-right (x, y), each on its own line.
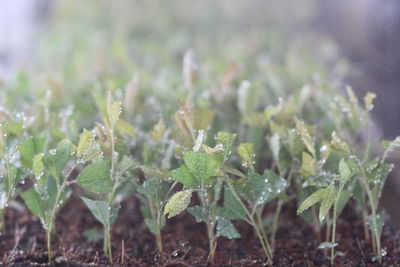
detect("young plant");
top-left (20, 137), bottom-right (75, 262)
top-left (76, 94), bottom-right (136, 263)
top-left (222, 141), bottom-right (288, 264)
top-left (165, 131), bottom-right (241, 263)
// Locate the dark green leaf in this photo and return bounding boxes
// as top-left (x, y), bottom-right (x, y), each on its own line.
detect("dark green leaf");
top-left (183, 151), bottom-right (221, 185)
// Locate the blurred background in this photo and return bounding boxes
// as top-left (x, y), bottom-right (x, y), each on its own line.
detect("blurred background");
top-left (1, 0), bottom-right (400, 224)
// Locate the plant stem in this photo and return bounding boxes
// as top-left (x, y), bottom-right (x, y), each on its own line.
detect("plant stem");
top-left (331, 182), bottom-right (344, 265)
top-left (47, 229), bottom-right (51, 262)
top-left (271, 200), bottom-right (282, 248)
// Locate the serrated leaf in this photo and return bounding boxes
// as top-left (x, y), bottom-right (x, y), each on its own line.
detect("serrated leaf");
top-left (296, 120), bottom-right (315, 157)
top-left (187, 205), bottom-right (207, 222)
top-left (164, 189), bottom-right (192, 218)
top-left (237, 142), bottom-right (255, 169)
top-left (216, 217), bottom-right (241, 239)
top-left (18, 136), bottom-right (46, 168)
top-left (170, 165), bottom-right (198, 188)
top-left (76, 160), bottom-right (113, 193)
top-left (183, 151), bottom-right (221, 185)
top-left (297, 188), bottom-right (326, 215)
top-left (339, 159), bottom-right (351, 182)
top-left (319, 184), bottom-right (336, 222)
top-left (33, 154), bottom-right (44, 177)
top-left (77, 129), bottom-right (94, 158)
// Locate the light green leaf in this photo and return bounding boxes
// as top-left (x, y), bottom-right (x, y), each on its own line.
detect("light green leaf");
top-left (216, 217), bottom-right (241, 239)
top-left (364, 92), bottom-right (377, 111)
top-left (43, 146), bottom-right (71, 179)
top-left (81, 197), bottom-right (110, 228)
top-left (183, 151), bottom-right (221, 185)
top-left (215, 131), bottom-right (236, 160)
top-left (107, 94), bottom-right (122, 125)
top-left (331, 132), bottom-right (351, 154)
top-left (21, 189), bottom-right (45, 220)
top-left (18, 136), bottom-right (46, 168)
top-left (237, 142), bottom-right (255, 169)
top-left (170, 165), bottom-right (198, 188)
top-left (297, 188), bottom-right (326, 215)
top-left (339, 159), bottom-right (351, 182)
top-left (33, 153), bottom-right (44, 177)
top-left (77, 129), bottom-right (94, 158)
top-left (115, 119), bottom-right (136, 137)
top-left (319, 184), bottom-right (336, 222)
top-left (76, 160), bottom-right (113, 193)
top-left (149, 119), bottom-right (166, 142)
top-left (269, 134), bottom-right (280, 163)
top-left (299, 151), bottom-right (317, 177)
top-left (296, 120), bottom-right (315, 157)
top-left (144, 218), bottom-right (160, 235)
top-left (164, 189), bottom-right (192, 218)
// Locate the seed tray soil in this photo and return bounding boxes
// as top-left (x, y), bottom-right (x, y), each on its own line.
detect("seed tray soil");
top-left (1, 191), bottom-right (399, 267)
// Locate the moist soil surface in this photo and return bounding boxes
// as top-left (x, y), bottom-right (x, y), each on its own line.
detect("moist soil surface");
top-left (1, 189), bottom-right (399, 267)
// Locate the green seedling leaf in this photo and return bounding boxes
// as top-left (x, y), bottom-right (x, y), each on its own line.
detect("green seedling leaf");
top-left (187, 205), bottom-right (207, 222)
top-left (382, 136), bottom-right (400, 161)
top-left (319, 184), bottom-right (336, 222)
top-left (18, 136), bottom-right (46, 168)
top-left (242, 170), bottom-right (288, 206)
top-left (137, 177), bottom-right (167, 204)
top-left (77, 129), bottom-right (94, 158)
top-left (33, 154), bottom-right (44, 177)
top-left (331, 132), bottom-right (351, 154)
top-left (221, 164), bottom-right (246, 178)
top-left (296, 120), bottom-right (315, 157)
top-left (144, 218), bottom-right (161, 235)
top-left (193, 108), bottom-right (215, 130)
top-left (297, 188), bottom-right (326, 215)
top-left (150, 118), bottom-right (166, 142)
top-left (216, 217), bottom-right (241, 239)
top-left (170, 165), bottom-right (198, 188)
top-left (364, 92), bottom-right (377, 111)
top-left (183, 151), bottom-right (221, 185)
top-left (339, 158), bottom-right (351, 182)
top-left (367, 213), bottom-right (384, 239)
top-left (237, 142), bottom-right (255, 169)
top-left (216, 131), bottom-right (236, 160)
top-left (118, 155), bottom-right (136, 173)
top-left (76, 160), bottom-right (113, 193)
top-left (335, 189), bottom-right (352, 219)
top-left (21, 189), bottom-right (45, 220)
top-left (115, 119), bottom-right (136, 136)
top-left (43, 146), bottom-right (71, 179)
top-left (299, 151), bottom-right (317, 177)
top-left (222, 186), bottom-right (246, 220)
top-left (164, 189), bottom-right (192, 218)
top-left (81, 197), bottom-right (110, 228)
top-left (107, 94), bottom-right (122, 125)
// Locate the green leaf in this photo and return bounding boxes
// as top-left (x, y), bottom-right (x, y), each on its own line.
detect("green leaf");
top-left (331, 132), bottom-right (351, 154)
top-left (367, 213), bottom-right (384, 239)
top-left (137, 177), bottom-right (167, 204)
top-left (216, 217), bottom-right (241, 239)
top-left (81, 197), bottom-right (110, 228)
top-left (187, 205), bottom-right (207, 222)
top-left (43, 146), bottom-right (71, 179)
top-left (76, 160), bottom-right (113, 193)
top-left (215, 131), bottom-right (236, 160)
top-left (222, 186), bottom-right (246, 220)
top-left (115, 119), bottom-right (136, 137)
top-left (335, 189), bottom-right (352, 219)
top-left (107, 94), bottom-right (122, 125)
top-left (382, 136), bottom-right (400, 161)
top-left (269, 134), bottom-right (280, 163)
top-left (237, 142), bottom-right (255, 169)
top-left (193, 108), bottom-right (215, 130)
top-left (18, 136), bottom-right (46, 168)
top-left (296, 120), bottom-right (315, 157)
top-left (297, 188), bottom-right (326, 215)
top-left (118, 155), bottom-right (136, 173)
top-left (339, 159), bottom-right (351, 182)
top-left (149, 119), bottom-right (166, 142)
top-left (33, 154), bottom-right (44, 177)
top-left (21, 189), bottom-right (45, 220)
top-left (364, 92), bottom-right (376, 111)
top-left (319, 184), bottom-right (336, 222)
top-left (299, 151), bottom-right (317, 177)
top-left (144, 218), bottom-right (160, 235)
top-left (242, 170), bottom-right (288, 206)
top-left (164, 189), bottom-right (192, 218)
top-left (77, 129), bottom-right (94, 158)
top-left (170, 165), bottom-right (198, 188)
top-left (183, 151), bottom-right (221, 185)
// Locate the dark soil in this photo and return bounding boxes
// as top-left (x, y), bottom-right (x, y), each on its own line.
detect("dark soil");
top-left (1, 189), bottom-right (399, 267)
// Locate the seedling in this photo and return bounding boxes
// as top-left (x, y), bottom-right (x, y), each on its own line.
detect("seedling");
top-left (76, 93), bottom-right (136, 263)
top-left (20, 137), bottom-right (75, 262)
